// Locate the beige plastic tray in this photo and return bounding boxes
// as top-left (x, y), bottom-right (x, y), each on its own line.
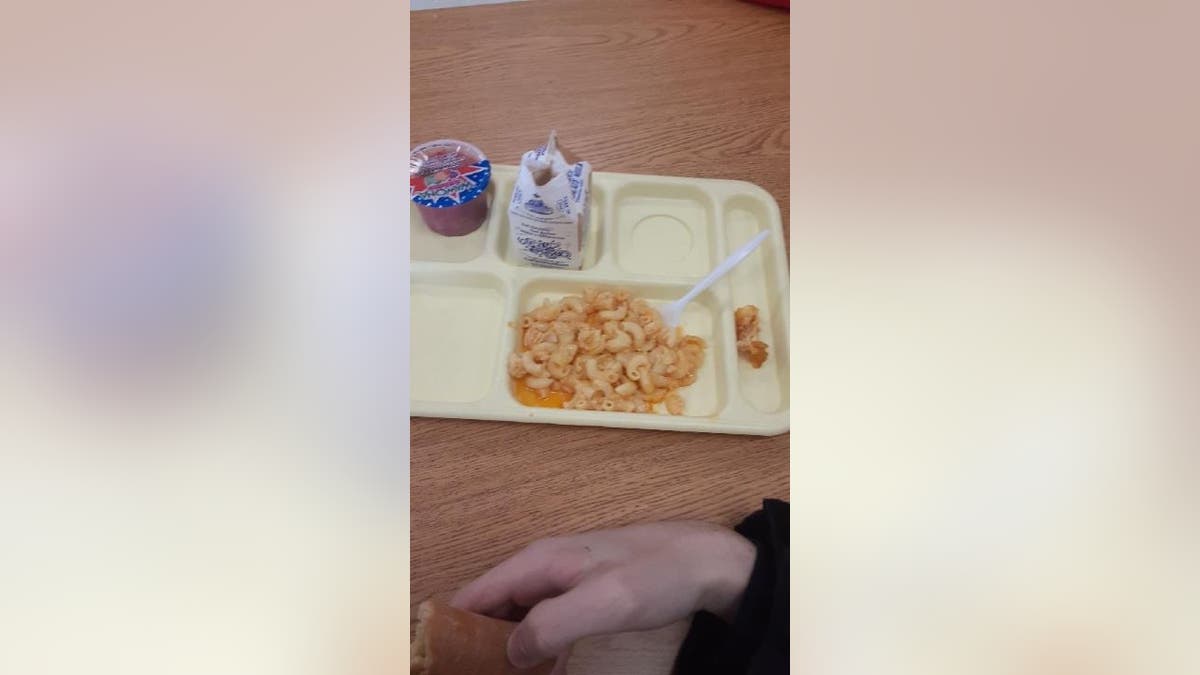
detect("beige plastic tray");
top-left (411, 165), bottom-right (789, 435)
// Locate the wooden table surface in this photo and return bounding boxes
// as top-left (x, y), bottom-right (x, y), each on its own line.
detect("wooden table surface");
top-left (410, 1), bottom-right (789, 671)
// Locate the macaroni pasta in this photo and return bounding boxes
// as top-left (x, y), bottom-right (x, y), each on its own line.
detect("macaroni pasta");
top-left (509, 287), bottom-right (707, 415)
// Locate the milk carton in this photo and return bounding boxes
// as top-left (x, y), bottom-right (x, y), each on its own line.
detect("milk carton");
top-left (508, 131), bottom-right (592, 270)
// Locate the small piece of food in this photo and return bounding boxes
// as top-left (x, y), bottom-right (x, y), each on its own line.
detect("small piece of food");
top-left (509, 287), bottom-right (706, 415)
top-left (411, 600), bottom-right (553, 675)
top-left (734, 305), bottom-right (769, 369)
top-left (410, 140), bottom-right (492, 236)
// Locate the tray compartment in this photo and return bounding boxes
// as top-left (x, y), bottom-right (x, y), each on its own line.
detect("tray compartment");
top-left (511, 276), bottom-right (731, 417)
top-left (723, 193), bottom-right (789, 414)
top-left (613, 182), bottom-right (717, 278)
top-left (411, 269), bottom-right (509, 404)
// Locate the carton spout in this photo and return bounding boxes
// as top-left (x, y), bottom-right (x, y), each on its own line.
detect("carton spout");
top-left (532, 129), bottom-right (558, 186)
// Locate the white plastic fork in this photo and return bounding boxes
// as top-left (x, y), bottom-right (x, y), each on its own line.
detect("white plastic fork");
top-left (659, 229), bottom-right (772, 329)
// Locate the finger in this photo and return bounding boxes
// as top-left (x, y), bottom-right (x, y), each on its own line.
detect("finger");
top-left (450, 538), bottom-right (589, 616)
top-left (549, 654), bottom-right (568, 675)
top-left (507, 574), bottom-right (641, 668)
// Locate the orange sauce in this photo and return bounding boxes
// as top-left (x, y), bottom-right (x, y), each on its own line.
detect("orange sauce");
top-left (513, 379), bottom-right (568, 408)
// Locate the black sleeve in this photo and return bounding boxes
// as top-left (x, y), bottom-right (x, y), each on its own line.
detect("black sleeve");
top-left (672, 499), bottom-right (789, 675)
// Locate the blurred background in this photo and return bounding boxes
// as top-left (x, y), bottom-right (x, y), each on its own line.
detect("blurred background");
top-left (1, 2), bottom-right (409, 674)
top-left (792, 2), bottom-right (1199, 674)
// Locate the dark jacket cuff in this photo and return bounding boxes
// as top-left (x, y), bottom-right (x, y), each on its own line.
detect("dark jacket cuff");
top-left (673, 499), bottom-right (790, 674)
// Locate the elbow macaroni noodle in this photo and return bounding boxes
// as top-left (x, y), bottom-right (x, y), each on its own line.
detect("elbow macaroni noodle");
top-left (509, 287), bottom-right (707, 415)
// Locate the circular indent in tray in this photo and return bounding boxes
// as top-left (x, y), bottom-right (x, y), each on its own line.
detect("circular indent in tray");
top-left (632, 215), bottom-right (692, 262)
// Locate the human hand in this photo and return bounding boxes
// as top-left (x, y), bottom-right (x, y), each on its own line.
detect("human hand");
top-left (450, 521), bottom-right (756, 672)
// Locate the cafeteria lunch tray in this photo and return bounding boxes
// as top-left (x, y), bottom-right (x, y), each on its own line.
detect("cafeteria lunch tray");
top-left (411, 165), bottom-right (789, 435)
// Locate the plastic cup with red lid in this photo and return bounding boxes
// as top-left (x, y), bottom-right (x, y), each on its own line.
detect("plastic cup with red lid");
top-left (409, 140), bottom-right (491, 236)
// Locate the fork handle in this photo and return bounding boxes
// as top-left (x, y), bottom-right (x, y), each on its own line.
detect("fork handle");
top-left (677, 230), bottom-right (771, 308)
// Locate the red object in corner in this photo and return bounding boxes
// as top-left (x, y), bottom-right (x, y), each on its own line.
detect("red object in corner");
top-left (742, 0), bottom-right (789, 8)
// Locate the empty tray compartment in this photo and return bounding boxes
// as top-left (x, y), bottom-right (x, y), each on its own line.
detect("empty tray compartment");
top-left (411, 270), bottom-right (508, 403)
top-left (613, 182), bottom-right (717, 278)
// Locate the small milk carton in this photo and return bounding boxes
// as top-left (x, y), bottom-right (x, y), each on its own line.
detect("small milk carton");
top-left (508, 131), bottom-right (592, 270)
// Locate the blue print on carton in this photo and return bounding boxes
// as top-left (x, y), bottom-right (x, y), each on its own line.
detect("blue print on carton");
top-left (523, 197), bottom-right (554, 216)
top-left (567, 164), bottom-right (582, 193)
top-left (518, 237), bottom-right (571, 260)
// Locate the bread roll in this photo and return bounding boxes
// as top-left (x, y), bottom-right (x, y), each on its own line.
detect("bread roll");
top-left (410, 600), bottom-right (554, 675)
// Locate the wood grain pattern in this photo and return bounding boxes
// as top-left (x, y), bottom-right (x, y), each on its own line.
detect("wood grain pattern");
top-left (411, 0), bottom-right (790, 242)
top-left (411, 1), bottom-right (789, 672)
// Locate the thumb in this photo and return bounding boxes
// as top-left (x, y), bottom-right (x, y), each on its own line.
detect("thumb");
top-left (507, 634), bottom-right (570, 673)
top-left (507, 616), bottom-right (552, 669)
